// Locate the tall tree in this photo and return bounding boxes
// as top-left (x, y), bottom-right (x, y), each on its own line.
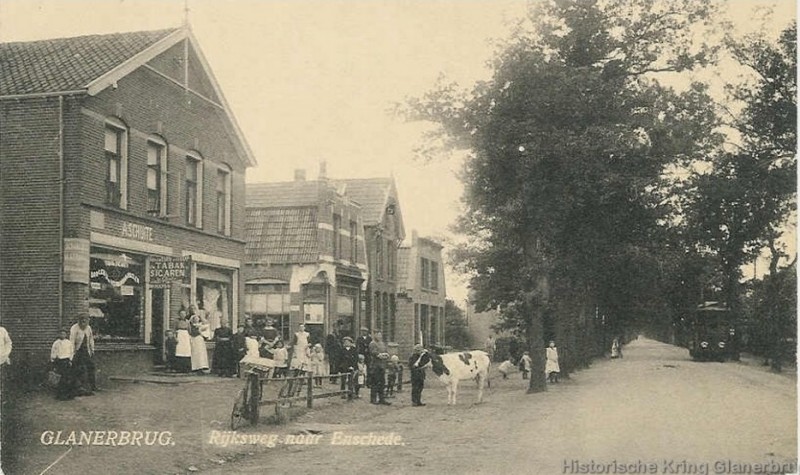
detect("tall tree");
top-left (685, 22), bottom-right (796, 369)
top-left (403, 0), bottom-right (719, 392)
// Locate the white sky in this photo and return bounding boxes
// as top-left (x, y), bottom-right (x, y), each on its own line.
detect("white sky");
top-left (0, 0), bottom-right (795, 303)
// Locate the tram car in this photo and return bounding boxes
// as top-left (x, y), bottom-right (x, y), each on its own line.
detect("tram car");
top-left (688, 302), bottom-right (739, 362)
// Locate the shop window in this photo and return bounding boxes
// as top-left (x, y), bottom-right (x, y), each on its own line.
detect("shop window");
top-left (194, 271), bottom-right (231, 332)
top-left (216, 165), bottom-right (231, 235)
top-left (185, 153), bottom-right (203, 227)
top-left (147, 138), bottom-right (167, 216)
top-left (89, 248), bottom-right (143, 341)
top-left (105, 120), bottom-right (128, 209)
top-left (245, 283), bottom-right (291, 342)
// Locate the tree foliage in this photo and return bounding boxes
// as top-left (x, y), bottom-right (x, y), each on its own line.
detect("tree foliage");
top-left (402, 0), bottom-right (722, 391)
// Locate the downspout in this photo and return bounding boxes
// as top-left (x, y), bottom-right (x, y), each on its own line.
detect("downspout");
top-left (58, 96), bottom-right (65, 329)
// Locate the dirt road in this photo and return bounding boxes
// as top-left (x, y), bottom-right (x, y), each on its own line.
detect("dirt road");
top-left (204, 337), bottom-right (797, 475)
top-left (4, 338), bottom-right (796, 474)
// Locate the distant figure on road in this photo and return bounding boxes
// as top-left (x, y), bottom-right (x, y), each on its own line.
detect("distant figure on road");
top-left (611, 337), bottom-right (622, 359)
top-left (545, 341), bottom-right (560, 383)
top-left (485, 336), bottom-right (496, 361)
top-left (519, 351), bottom-right (532, 379)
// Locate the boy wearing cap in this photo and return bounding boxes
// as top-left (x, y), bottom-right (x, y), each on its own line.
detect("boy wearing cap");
top-left (339, 336), bottom-right (359, 396)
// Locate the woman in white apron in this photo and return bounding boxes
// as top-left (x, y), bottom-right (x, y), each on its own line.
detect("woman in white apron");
top-left (545, 340), bottom-right (560, 383)
top-left (291, 323), bottom-right (310, 369)
top-left (175, 316), bottom-right (192, 373)
top-left (188, 307), bottom-right (209, 372)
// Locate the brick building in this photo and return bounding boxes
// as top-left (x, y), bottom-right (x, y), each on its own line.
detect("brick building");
top-left (332, 178), bottom-right (405, 349)
top-left (243, 173), bottom-right (369, 345)
top-left (396, 231), bottom-right (446, 358)
top-left (0, 27), bottom-right (256, 379)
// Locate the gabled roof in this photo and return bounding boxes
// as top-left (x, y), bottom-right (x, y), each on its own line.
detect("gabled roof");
top-left (333, 178), bottom-right (405, 239)
top-left (0, 29), bottom-right (177, 96)
top-left (246, 181), bottom-right (325, 208)
top-left (245, 207), bottom-right (319, 264)
top-left (0, 27), bottom-right (257, 167)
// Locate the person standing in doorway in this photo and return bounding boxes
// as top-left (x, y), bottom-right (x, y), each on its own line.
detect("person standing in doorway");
top-left (70, 315), bottom-right (97, 394)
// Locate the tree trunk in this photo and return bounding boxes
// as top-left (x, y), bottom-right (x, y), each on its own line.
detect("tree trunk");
top-left (527, 302), bottom-right (547, 393)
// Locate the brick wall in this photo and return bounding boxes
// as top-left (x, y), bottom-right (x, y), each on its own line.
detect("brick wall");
top-left (0, 97), bottom-right (64, 349)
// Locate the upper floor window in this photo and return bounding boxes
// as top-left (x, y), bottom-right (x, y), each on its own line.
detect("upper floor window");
top-left (376, 237), bottom-right (384, 279)
top-left (147, 138), bottom-right (167, 217)
top-left (216, 166), bottom-right (231, 235)
top-left (430, 260), bottom-right (439, 290)
top-left (387, 239), bottom-right (395, 281)
top-left (350, 221), bottom-right (358, 264)
top-left (420, 257), bottom-right (431, 289)
top-left (104, 120), bottom-right (128, 209)
top-left (185, 154), bottom-right (203, 227)
top-left (332, 214), bottom-right (342, 259)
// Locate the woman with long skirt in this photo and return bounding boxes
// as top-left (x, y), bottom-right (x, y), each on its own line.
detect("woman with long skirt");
top-left (189, 307), bottom-right (210, 373)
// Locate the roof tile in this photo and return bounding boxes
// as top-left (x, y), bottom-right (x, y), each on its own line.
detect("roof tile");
top-left (0, 29), bottom-right (177, 96)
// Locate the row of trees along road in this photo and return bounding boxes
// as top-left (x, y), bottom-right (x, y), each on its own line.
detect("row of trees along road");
top-left (399, 0), bottom-right (796, 391)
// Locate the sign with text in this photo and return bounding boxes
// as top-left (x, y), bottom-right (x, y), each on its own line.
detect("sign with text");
top-left (149, 256), bottom-right (191, 288)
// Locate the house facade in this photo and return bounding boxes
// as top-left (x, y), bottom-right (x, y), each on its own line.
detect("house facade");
top-left (333, 178), bottom-right (405, 348)
top-left (396, 231), bottom-right (446, 357)
top-left (0, 27), bottom-right (256, 378)
top-left (243, 175), bottom-right (369, 345)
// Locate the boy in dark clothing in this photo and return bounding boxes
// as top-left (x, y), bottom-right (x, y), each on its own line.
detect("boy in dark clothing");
top-left (408, 344), bottom-right (427, 407)
top-left (339, 336), bottom-right (359, 397)
top-left (386, 355), bottom-right (400, 397)
top-left (164, 330), bottom-right (177, 372)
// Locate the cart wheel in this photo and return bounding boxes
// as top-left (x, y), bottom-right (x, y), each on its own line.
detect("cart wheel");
top-left (231, 388), bottom-right (246, 430)
top-left (247, 373), bottom-right (261, 426)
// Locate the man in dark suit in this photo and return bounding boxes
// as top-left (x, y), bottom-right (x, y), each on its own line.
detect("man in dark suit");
top-left (409, 344), bottom-right (428, 407)
top-left (356, 326), bottom-right (372, 366)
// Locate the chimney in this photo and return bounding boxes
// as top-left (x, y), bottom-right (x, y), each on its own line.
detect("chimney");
top-left (294, 169), bottom-right (306, 181)
top-left (319, 160), bottom-right (328, 181)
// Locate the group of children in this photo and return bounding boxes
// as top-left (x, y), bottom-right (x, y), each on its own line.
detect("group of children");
top-left (496, 341), bottom-right (561, 383)
top-left (160, 322), bottom-right (406, 399)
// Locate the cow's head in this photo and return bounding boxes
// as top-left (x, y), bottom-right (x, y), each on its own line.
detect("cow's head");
top-left (428, 352), bottom-right (449, 376)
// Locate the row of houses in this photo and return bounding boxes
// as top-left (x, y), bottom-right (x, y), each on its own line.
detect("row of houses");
top-left (0, 26), bottom-right (446, 378)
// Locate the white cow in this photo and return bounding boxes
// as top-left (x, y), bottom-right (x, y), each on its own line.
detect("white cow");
top-left (418, 350), bottom-right (491, 405)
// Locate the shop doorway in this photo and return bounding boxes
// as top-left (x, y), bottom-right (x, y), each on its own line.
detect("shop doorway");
top-left (151, 288), bottom-right (165, 364)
